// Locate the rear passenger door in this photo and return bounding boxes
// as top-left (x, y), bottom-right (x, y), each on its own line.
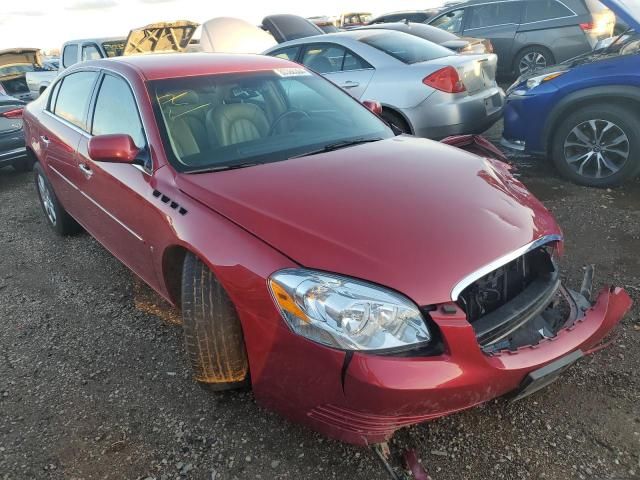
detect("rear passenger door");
top-left (38, 70), bottom-right (99, 213)
top-left (300, 43), bottom-right (374, 99)
top-left (462, 1), bottom-right (522, 71)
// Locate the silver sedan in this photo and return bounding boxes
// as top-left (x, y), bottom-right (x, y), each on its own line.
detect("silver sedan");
top-left (264, 30), bottom-right (504, 139)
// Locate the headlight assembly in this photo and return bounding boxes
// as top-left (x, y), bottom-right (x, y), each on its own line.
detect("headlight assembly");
top-left (269, 269), bottom-right (431, 352)
top-left (526, 71), bottom-right (567, 90)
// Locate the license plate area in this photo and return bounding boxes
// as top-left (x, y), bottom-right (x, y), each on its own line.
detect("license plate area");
top-left (511, 349), bottom-right (583, 402)
top-left (484, 92), bottom-right (502, 114)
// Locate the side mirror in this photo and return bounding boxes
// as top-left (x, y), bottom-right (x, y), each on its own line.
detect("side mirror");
top-left (362, 100), bottom-right (383, 116)
top-left (88, 134), bottom-right (140, 163)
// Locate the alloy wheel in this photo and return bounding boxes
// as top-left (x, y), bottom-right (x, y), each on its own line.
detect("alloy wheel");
top-left (37, 174), bottom-right (57, 226)
top-left (518, 52), bottom-right (547, 75)
top-left (563, 119), bottom-right (630, 179)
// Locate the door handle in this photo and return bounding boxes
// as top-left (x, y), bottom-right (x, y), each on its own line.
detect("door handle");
top-left (79, 163), bottom-right (93, 178)
top-left (40, 135), bottom-right (50, 145)
top-left (341, 81), bottom-right (360, 89)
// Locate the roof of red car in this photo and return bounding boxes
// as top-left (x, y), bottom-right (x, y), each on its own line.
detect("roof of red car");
top-left (104, 52), bottom-right (297, 81)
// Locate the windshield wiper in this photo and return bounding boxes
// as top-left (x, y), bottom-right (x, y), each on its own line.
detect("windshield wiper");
top-left (289, 138), bottom-right (384, 159)
top-left (188, 162), bottom-right (262, 174)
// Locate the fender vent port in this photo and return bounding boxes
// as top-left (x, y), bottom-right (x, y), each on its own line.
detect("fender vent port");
top-left (151, 190), bottom-right (188, 216)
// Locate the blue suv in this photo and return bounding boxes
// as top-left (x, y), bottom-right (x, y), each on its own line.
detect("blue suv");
top-left (502, 0), bottom-right (640, 187)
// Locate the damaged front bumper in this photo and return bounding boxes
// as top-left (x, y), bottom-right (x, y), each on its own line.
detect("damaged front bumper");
top-left (301, 284), bottom-right (631, 445)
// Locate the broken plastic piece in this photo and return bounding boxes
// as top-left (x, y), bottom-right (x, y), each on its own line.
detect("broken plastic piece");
top-left (403, 449), bottom-right (432, 480)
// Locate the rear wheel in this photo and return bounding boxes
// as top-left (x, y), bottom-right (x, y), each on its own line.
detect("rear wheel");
top-left (381, 109), bottom-right (411, 134)
top-left (181, 253), bottom-right (249, 390)
top-left (551, 104), bottom-right (640, 187)
top-left (514, 46), bottom-right (554, 76)
top-left (34, 162), bottom-right (81, 235)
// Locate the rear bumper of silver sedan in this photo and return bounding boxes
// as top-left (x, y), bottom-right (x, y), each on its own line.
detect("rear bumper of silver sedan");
top-left (403, 86), bottom-right (505, 140)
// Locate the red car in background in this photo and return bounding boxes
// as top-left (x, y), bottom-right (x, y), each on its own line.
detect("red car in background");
top-left (23, 53), bottom-right (631, 446)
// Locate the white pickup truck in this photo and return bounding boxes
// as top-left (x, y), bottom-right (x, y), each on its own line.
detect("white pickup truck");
top-left (25, 21), bottom-right (198, 98)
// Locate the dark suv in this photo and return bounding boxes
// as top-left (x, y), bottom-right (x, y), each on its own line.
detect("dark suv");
top-left (427, 0), bottom-right (615, 77)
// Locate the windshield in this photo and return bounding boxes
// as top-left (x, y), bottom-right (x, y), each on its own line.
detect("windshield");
top-left (150, 69), bottom-right (393, 173)
top-left (102, 40), bottom-right (125, 58)
top-left (359, 31), bottom-right (453, 64)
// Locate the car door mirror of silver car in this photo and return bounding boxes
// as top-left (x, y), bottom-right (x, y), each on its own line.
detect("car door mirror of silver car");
top-left (88, 134), bottom-right (141, 164)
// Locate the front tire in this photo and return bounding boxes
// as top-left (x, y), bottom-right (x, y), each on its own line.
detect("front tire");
top-left (181, 253), bottom-right (249, 390)
top-left (551, 105), bottom-right (640, 187)
top-left (34, 162), bottom-right (81, 235)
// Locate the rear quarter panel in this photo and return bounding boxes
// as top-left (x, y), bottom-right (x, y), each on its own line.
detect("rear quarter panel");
top-left (515, 25), bottom-right (591, 65)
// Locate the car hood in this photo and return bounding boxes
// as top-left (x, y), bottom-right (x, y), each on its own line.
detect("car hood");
top-left (200, 17), bottom-right (277, 53)
top-left (0, 48), bottom-right (41, 68)
top-left (600, 0), bottom-right (640, 31)
top-left (176, 136), bottom-right (561, 306)
top-left (124, 21), bottom-right (199, 56)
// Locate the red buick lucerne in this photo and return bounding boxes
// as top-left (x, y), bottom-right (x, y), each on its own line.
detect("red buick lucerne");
top-left (23, 53), bottom-right (631, 446)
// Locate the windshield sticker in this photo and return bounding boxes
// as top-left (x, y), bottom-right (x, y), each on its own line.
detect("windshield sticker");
top-left (274, 67), bottom-right (311, 77)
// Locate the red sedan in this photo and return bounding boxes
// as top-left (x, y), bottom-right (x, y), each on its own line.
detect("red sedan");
top-left (23, 53), bottom-right (631, 446)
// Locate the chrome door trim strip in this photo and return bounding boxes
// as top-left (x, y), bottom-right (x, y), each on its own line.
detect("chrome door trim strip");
top-left (450, 234), bottom-right (563, 301)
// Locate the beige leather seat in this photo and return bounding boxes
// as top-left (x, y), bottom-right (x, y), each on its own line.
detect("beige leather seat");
top-left (207, 103), bottom-right (270, 147)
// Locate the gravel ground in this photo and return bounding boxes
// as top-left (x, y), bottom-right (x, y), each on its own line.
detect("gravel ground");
top-left (1, 121), bottom-right (639, 480)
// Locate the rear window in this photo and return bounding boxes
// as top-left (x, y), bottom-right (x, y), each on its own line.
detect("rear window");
top-left (359, 32), bottom-right (453, 64)
top-left (523, 0), bottom-right (574, 23)
top-left (101, 41), bottom-right (125, 58)
top-left (62, 44), bottom-right (78, 68)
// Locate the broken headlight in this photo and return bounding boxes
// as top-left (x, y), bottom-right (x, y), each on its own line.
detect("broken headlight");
top-left (269, 269), bottom-right (431, 352)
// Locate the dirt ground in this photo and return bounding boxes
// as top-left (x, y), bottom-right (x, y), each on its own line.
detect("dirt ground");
top-left (1, 121), bottom-right (639, 480)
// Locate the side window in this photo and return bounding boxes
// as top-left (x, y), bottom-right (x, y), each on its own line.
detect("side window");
top-left (92, 74), bottom-right (145, 148)
top-left (430, 9), bottom-right (465, 33)
top-left (82, 44), bottom-right (103, 61)
top-left (343, 50), bottom-right (373, 71)
top-left (53, 71), bottom-right (98, 129)
top-left (468, 3), bottom-right (521, 29)
top-left (271, 46), bottom-right (300, 62)
top-left (62, 44), bottom-right (78, 69)
top-left (302, 45), bottom-right (346, 74)
top-left (523, 0), bottom-right (574, 22)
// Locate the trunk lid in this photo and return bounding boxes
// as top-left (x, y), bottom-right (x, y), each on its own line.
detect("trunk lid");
top-left (175, 136), bottom-right (560, 306)
top-left (0, 49), bottom-right (41, 71)
top-left (124, 21), bottom-right (199, 56)
top-left (261, 14), bottom-right (325, 43)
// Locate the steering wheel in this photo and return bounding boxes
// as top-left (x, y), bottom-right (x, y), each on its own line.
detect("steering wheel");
top-left (269, 110), bottom-right (310, 136)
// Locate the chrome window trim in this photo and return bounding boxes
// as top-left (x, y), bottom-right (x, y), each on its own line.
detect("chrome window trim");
top-left (450, 234), bottom-right (563, 301)
top-left (91, 68), bottom-right (153, 175)
top-left (448, 0), bottom-right (577, 31)
top-left (43, 109), bottom-right (91, 138)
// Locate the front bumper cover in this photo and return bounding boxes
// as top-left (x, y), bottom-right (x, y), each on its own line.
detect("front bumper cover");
top-left (301, 286), bottom-right (631, 445)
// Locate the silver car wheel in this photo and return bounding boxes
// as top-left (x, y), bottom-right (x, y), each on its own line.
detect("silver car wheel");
top-left (37, 173), bottom-right (57, 226)
top-left (518, 52), bottom-right (547, 75)
top-left (563, 119), bottom-right (630, 179)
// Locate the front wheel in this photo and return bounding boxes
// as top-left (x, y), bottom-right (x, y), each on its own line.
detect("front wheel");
top-left (181, 253), bottom-right (249, 390)
top-left (551, 105), bottom-right (640, 187)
